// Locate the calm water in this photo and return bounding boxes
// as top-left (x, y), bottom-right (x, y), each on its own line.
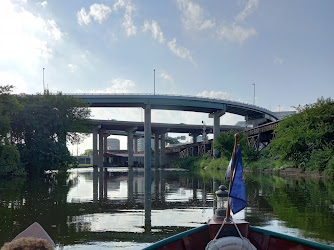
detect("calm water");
top-left (0, 167), bottom-right (334, 249)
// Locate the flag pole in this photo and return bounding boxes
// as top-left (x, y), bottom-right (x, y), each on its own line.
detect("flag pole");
top-left (225, 133), bottom-right (240, 220)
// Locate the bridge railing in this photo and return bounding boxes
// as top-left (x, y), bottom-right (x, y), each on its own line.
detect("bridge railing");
top-left (65, 92), bottom-right (274, 114)
top-left (244, 120), bottom-right (280, 136)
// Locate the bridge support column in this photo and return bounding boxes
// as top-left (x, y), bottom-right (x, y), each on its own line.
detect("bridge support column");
top-left (134, 137), bottom-right (138, 154)
top-left (98, 129), bottom-right (105, 200)
top-left (103, 134), bottom-right (108, 166)
top-left (248, 117), bottom-right (267, 127)
top-left (209, 109), bottom-right (226, 158)
top-left (190, 133), bottom-right (199, 143)
top-left (160, 133), bottom-right (166, 167)
top-left (98, 129), bottom-right (105, 169)
top-left (93, 126), bottom-right (100, 168)
top-left (154, 132), bottom-right (160, 167)
top-left (126, 127), bottom-right (137, 166)
top-left (144, 104), bottom-right (152, 230)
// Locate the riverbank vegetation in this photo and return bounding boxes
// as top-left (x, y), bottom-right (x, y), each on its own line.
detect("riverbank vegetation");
top-left (0, 85), bottom-right (91, 177)
top-left (173, 98), bottom-right (334, 176)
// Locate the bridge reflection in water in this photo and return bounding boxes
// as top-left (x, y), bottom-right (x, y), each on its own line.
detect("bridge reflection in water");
top-left (89, 167), bottom-right (212, 211)
top-left (1, 167), bottom-right (333, 249)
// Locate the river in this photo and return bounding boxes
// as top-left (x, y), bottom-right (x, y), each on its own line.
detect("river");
top-left (0, 167), bottom-right (333, 249)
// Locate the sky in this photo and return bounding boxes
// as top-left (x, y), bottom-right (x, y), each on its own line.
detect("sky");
top-left (1, 0), bottom-right (333, 153)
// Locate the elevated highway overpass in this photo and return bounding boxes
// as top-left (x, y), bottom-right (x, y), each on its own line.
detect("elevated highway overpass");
top-left (68, 93), bottom-right (278, 222)
top-left (70, 93), bottom-right (279, 122)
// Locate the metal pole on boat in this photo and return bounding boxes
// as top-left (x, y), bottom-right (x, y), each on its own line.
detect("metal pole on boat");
top-left (225, 133), bottom-right (240, 220)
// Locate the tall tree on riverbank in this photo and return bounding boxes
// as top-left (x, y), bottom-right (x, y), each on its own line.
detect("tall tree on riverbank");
top-left (0, 85), bottom-right (22, 176)
top-left (270, 97), bottom-right (334, 172)
top-left (213, 131), bottom-right (260, 162)
top-left (11, 92), bottom-right (91, 176)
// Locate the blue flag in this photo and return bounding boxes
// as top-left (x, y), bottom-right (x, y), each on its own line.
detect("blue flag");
top-left (229, 146), bottom-right (247, 214)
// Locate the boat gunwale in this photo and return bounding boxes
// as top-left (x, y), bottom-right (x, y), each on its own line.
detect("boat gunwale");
top-left (143, 224), bottom-right (334, 250)
top-left (143, 224), bottom-right (209, 250)
top-left (249, 226), bottom-right (334, 250)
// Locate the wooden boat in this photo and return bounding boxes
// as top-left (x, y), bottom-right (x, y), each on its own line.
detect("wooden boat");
top-left (144, 134), bottom-right (334, 250)
top-left (143, 218), bottom-right (333, 250)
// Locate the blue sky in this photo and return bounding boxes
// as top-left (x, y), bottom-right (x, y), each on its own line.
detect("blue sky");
top-left (1, 0), bottom-right (333, 152)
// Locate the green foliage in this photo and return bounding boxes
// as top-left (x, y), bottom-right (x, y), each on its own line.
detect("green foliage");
top-left (81, 149), bottom-right (93, 156)
top-left (270, 97), bottom-right (334, 172)
top-left (0, 85), bottom-right (22, 139)
top-left (0, 85), bottom-right (23, 176)
top-left (10, 92), bottom-right (91, 176)
top-left (171, 156), bottom-right (201, 170)
top-left (213, 131), bottom-right (260, 163)
top-left (166, 136), bottom-right (180, 144)
top-left (0, 144), bottom-right (22, 176)
top-left (305, 146), bottom-right (334, 172)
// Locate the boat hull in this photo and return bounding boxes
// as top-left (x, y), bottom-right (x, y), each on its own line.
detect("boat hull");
top-left (144, 223), bottom-right (333, 250)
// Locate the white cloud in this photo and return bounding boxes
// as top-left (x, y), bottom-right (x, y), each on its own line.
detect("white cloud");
top-left (67, 64), bottom-right (78, 73)
top-left (113, 0), bottom-right (137, 37)
top-left (167, 38), bottom-right (195, 64)
top-left (273, 57), bottom-right (284, 64)
top-left (122, 3), bottom-right (137, 36)
top-left (159, 71), bottom-right (174, 83)
top-left (89, 78), bottom-right (136, 94)
top-left (77, 4), bottom-right (111, 25)
top-left (0, 0), bottom-right (62, 73)
top-left (196, 90), bottom-right (231, 100)
top-left (143, 20), bottom-right (165, 44)
top-left (77, 8), bottom-right (91, 25)
top-left (217, 23), bottom-right (256, 43)
top-left (109, 78), bottom-right (135, 93)
top-left (113, 0), bottom-right (126, 11)
top-left (89, 4), bottom-right (112, 24)
top-left (45, 19), bottom-right (62, 40)
top-left (0, 72), bottom-right (28, 94)
top-left (235, 0), bottom-right (259, 22)
top-left (39, 1), bottom-right (47, 7)
top-left (176, 0), bottom-right (215, 31)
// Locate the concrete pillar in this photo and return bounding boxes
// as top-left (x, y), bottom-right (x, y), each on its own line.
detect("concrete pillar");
top-left (191, 134), bottom-right (199, 143)
top-left (126, 127), bottom-right (137, 166)
top-left (93, 166), bottom-right (98, 203)
top-left (93, 127), bottom-right (99, 168)
top-left (134, 137), bottom-right (138, 154)
top-left (103, 168), bottom-right (108, 199)
top-left (154, 132), bottom-right (160, 167)
top-left (144, 104), bottom-right (152, 230)
top-left (160, 133), bottom-right (166, 167)
top-left (128, 167), bottom-right (134, 205)
top-left (209, 110), bottom-right (226, 158)
top-left (98, 130), bottom-right (105, 169)
top-left (103, 134), bottom-right (108, 166)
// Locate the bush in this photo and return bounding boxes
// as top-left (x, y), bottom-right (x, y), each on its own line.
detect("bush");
top-left (0, 144), bottom-right (21, 176)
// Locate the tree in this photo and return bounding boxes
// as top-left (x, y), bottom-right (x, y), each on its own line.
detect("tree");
top-left (270, 97), bottom-right (334, 171)
top-left (214, 131), bottom-right (260, 163)
top-left (166, 136), bottom-right (180, 144)
top-left (11, 92), bottom-right (91, 176)
top-left (0, 85), bottom-right (22, 176)
top-left (81, 149), bottom-right (93, 156)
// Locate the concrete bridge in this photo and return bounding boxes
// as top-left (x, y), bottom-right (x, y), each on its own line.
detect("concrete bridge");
top-left (69, 93), bottom-right (279, 227)
top-left (69, 93), bottom-right (279, 164)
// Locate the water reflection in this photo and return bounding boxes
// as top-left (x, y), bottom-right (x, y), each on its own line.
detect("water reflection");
top-left (0, 168), bottom-right (333, 249)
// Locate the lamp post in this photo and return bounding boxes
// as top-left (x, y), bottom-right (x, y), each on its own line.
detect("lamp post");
top-left (252, 83), bottom-right (255, 105)
top-left (154, 69), bottom-right (155, 95)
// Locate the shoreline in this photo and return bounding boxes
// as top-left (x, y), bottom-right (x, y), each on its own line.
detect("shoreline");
top-left (245, 167), bottom-right (332, 179)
